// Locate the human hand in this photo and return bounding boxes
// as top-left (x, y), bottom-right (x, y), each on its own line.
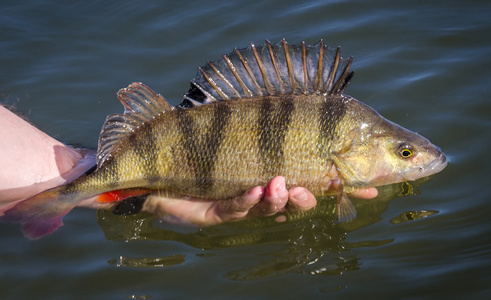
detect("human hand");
top-left (140, 176), bottom-right (378, 226)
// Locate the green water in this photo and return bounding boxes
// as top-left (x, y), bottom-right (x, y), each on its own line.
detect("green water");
top-left (1, 0), bottom-right (490, 299)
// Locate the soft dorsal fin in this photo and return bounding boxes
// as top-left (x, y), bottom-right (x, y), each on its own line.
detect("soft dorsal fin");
top-left (97, 82), bottom-right (171, 167)
top-left (180, 39), bottom-right (354, 108)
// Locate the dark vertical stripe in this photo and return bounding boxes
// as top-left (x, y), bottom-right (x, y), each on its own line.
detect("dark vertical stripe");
top-left (105, 155), bottom-right (121, 188)
top-left (177, 104), bottom-right (232, 195)
top-left (176, 108), bottom-right (195, 183)
top-left (137, 127), bottom-right (159, 182)
top-left (317, 95), bottom-right (346, 156)
top-left (258, 96), bottom-right (295, 176)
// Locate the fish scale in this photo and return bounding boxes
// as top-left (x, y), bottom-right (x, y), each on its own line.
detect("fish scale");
top-left (125, 93), bottom-right (336, 199)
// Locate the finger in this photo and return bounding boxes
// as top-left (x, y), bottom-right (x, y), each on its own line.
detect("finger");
top-left (287, 187), bottom-right (317, 212)
top-left (142, 186), bottom-right (267, 227)
top-left (249, 176), bottom-right (289, 217)
top-left (348, 187), bottom-right (378, 199)
top-left (213, 186), bottom-right (265, 222)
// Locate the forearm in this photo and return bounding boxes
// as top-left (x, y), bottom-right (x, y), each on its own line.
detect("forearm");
top-left (0, 106), bottom-right (89, 201)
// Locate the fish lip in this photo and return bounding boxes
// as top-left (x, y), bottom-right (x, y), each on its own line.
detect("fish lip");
top-left (403, 152), bottom-right (448, 181)
top-left (429, 152), bottom-right (448, 174)
top-left (423, 152), bottom-right (448, 175)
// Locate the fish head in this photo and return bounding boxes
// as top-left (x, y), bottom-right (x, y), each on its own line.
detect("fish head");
top-left (335, 99), bottom-right (447, 188)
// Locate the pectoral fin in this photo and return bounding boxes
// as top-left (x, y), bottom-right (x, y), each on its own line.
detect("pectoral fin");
top-left (333, 180), bottom-right (357, 222)
top-left (337, 191), bottom-right (357, 222)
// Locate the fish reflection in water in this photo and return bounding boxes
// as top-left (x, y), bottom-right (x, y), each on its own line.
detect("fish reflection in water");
top-left (97, 177), bottom-right (437, 279)
top-left (390, 210), bottom-right (439, 224)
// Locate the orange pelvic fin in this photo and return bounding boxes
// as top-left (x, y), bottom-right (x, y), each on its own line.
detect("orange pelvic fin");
top-left (97, 189), bottom-right (152, 203)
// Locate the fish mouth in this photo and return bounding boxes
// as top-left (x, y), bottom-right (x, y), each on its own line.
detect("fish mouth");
top-left (404, 151), bottom-right (448, 181)
top-left (426, 152), bottom-right (448, 175)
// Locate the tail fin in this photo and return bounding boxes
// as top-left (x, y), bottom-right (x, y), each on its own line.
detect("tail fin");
top-left (1, 187), bottom-right (76, 239)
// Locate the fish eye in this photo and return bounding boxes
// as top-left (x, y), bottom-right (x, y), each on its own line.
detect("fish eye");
top-left (398, 145), bottom-right (414, 159)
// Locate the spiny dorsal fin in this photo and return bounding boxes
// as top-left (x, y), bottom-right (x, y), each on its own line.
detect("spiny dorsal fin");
top-left (180, 39), bottom-right (354, 108)
top-left (97, 82), bottom-right (171, 167)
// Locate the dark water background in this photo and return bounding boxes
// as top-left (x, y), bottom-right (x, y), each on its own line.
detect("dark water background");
top-left (1, 0), bottom-right (490, 299)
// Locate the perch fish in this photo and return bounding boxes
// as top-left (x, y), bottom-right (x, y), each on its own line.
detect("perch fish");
top-left (1, 39), bottom-right (447, 239)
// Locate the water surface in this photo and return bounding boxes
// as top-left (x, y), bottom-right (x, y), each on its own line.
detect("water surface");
top-left (1, 0), bottom-right (490, 299)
